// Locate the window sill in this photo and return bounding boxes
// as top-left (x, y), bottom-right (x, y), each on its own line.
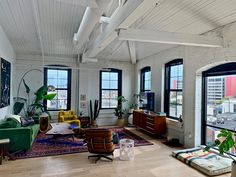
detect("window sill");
top-left (166, 117), bottom-right (181, 126)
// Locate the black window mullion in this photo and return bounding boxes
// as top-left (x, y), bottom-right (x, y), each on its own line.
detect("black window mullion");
top-left (100, 69), bottom-right (122, 109)
top-left (202, 62), bottom-right (236, 145)
top-left (164, 59), bottom-right (183, 119)
top-left (140, 66), bottom-right (151, 92)
top-left (44, 66), bottom-right (71, 111)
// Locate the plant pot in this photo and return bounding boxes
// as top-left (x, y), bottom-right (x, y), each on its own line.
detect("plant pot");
top-left (117, 118), bottom-right (125, 127)
top-left (128, 114), bottom-right (133, 125)
top-left (39, 115), bottom-right (50, 133)
top-left (232, 162), bottom-right (236, 177)
top-left (91, 120), bottom-right (98, 127)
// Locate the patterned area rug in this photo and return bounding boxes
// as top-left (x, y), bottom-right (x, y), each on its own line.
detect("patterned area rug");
top-left (15, 127), bottom-right (153, 159)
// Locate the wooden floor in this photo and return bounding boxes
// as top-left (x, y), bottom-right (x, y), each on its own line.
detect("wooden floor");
top-left (0, 128), bottom-right (230, 177)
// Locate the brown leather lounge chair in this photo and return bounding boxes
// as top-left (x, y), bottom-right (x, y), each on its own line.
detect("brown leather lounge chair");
top-left (85, 128), bottom-right (115, 163)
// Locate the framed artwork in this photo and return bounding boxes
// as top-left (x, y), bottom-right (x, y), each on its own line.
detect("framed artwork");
top-left (80, 101), bottom-right (87, 109)
top-left (80, 94), bottom-right (86, 101)
top-left (0, 58), bottom-right (11, 108)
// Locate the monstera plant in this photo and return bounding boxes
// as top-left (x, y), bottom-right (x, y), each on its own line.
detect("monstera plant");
top-left (13, 79), bottom-right (56, 118)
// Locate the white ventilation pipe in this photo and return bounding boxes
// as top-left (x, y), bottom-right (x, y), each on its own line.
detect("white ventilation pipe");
top-left (74, 0), bottom-right (108, 51)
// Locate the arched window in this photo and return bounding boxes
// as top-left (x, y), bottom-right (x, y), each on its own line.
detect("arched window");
top-left (202, 62), bottom-right (236, 146)
top-left (164, 59), bottom-right (183, 119)
top-left (44, 65), bottom-right (71, 110)
top-left (100, 68), bottom-right (122, 109)
top-left (140, 66), bottom-right (151, 92)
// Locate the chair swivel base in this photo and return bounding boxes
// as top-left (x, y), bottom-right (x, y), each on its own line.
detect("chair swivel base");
top-left (88, 154), bottom-right (113, 163)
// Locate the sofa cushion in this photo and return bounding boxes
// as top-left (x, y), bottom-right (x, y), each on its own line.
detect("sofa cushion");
top-left (172, 147), bottom-right (232, 176)
top-left (0, 120), bottom-right (19, 128)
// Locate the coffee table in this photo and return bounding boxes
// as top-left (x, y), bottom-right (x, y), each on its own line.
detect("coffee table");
top-left (46, 123), bottom-right (75, 141)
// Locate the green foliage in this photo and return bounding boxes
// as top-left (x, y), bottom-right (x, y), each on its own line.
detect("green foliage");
top-left (13, 80), bottom-right (56, 118)
top-left (204, 129), bottom-right (236, 162)
top-left (90, 99), bottom-right (100, 121)
top-left (129, 93), bottom-right (139, 110)
top-left (114, 96), bottom-right (128, 119)
top-left (13, 102), bottom-right (25, 115)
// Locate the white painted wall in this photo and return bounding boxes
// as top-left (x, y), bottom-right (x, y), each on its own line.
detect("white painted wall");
top-left (135, 21), bottom-right (236, 148)
top-left (14, 54), bottom-right (78, 121)
top-left (0, 26), bottom-right (16, 120)
top-left (79, 60), bottom-right (135, 126)
top-left (135, 46), bottom-right (185, 144)
top-left (15, 55), bottom-right (135, 124)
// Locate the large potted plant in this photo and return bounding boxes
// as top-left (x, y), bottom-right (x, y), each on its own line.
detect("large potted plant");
top-left (205, 129), bottom-right (236, 177)
top-left (13, 79), bottom-right (56, 121)
top-left (114, 96), bottom-right (128, 127)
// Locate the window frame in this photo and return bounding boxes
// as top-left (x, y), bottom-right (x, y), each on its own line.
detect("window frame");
top-left (140, 66), bottom-right (151, 92)
top-left (164, 59), bottom-right (183, 120)
top-left (44, 66), bottom-right (71, 111)
top-left (99, 68), bottom-right (122, 109)
top-left (202, 62), bottom-right (236, 145)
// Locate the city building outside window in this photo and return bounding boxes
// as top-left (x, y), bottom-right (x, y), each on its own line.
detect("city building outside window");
top-left (100, 68), bottom-right (122, 109)
top-left (44, 66), bottom-right (71, 110)
top-left (164, 59), bottom-right (183, 119)
top-left (202, 62), bottom-right (236, 151)
top-left (140, 66), bottom-right (151, 92)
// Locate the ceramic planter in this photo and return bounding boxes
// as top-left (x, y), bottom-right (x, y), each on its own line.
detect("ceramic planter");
top-left (116, 118), bottom-right (125, 127)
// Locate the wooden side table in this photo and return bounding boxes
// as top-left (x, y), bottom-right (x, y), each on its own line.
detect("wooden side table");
top-left (0, 139), bottom-right (10, 165)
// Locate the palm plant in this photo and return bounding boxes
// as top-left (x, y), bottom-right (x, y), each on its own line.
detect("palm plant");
top-left (13, 79), bottom-right (56, 118)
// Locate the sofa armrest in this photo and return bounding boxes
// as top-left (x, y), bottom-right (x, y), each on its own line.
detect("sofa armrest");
top-left (0, 127), bottom-right (32, 152)
top-left (59, 116), bottom-right (65, 122)
top-left (72, 115), bottom-right (78, 120)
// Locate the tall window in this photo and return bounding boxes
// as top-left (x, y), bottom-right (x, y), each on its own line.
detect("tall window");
top-left (140, 66), bottom-right (151, 92)
top-left (100, 68), bottom-right (122, 109)
top-left (202, 63), bottom-right (236, 148)
top-left (44, 67), bottom-right (71, 110)
top-left (164, 59), bottom-right (183, 119)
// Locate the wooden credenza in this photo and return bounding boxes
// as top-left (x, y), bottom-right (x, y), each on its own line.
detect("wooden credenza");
top-left (133, 110), bottom-right (166, 136)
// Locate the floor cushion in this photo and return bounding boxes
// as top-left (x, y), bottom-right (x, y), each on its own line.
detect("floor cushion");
top-left (172, 147), bottom-right (232, 176)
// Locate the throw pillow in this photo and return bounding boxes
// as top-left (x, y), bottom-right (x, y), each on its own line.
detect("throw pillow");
top-left (20, 117), bottom-right (35, 127)
top-left (6, 114), bottom-right (21, 124)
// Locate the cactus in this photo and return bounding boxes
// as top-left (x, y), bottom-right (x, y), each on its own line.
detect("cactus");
top-left (90, 99), bottom-right (100, 121)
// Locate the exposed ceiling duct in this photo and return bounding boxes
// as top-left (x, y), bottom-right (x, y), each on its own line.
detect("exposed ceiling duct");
top-left (84, 0), bottom-right (159, 58)
top-left (73, 0), bottom-right (109, 53)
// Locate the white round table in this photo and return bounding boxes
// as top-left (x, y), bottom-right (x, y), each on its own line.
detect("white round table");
top-left (119, 138), bottom-right (134, 161)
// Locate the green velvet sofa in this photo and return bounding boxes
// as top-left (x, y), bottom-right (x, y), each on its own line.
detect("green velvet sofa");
top-left (0, 118), bottom-right (39, 152)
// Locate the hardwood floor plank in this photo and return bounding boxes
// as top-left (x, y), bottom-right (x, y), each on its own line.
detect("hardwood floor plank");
top-left (0, 128), bottom-right (231, 177)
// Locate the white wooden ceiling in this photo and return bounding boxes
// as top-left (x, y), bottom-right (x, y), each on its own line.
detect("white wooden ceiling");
top-left (0, 0), bottom-right (85, 58)
top-left (0, 0), bottom-right (236, 61)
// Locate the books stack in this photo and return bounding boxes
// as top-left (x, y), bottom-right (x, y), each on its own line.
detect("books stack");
top-left (156, 112), bottom-right (166, 116)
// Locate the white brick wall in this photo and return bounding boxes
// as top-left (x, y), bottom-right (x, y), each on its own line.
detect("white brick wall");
top-left (135, 21), bottom-right (236, 147)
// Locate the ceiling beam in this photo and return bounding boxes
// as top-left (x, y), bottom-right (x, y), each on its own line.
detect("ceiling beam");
top-left (118, 28), bottom-right (223, 48)
top-left (58, 0), bottom-right (98, 8)
top-left (127, 41), bottom-right (137, 64)
top-left (85, 0), bottom-right (159, 57)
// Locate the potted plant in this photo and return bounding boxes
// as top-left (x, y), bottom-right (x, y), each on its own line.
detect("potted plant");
top-left (205, 129), bottom-right (236, 177)
top-left (114, 96), bottom-right (128, 127)
top-left (90, 99), bottom-right (100, 127)
top-left (13, 79), bottom-right (56, 121)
